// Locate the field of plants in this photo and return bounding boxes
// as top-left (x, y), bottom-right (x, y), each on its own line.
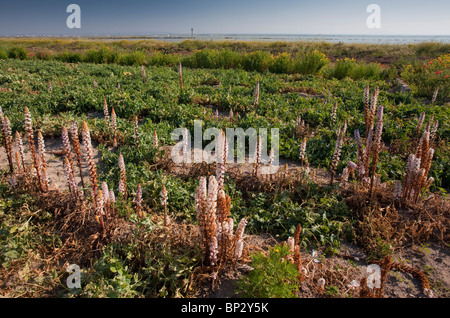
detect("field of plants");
top-left (0, 39), bottom-right (449, 298)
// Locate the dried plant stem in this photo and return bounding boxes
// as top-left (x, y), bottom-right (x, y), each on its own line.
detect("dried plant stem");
top-left (253, 135), bottom-right (261, 177)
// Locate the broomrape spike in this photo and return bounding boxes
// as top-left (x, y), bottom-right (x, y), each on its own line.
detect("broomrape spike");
top-left (254, 80), bottom-right (260, 106)
top-left (0, 107), bottom-right (5, 152)
top-left (416, 112), bottom-right (426, 135)
top-left (103, 97), bottom-right (110, 129)
top-left (14, 132), bottom-right (25, 173)
top-left (37, 131), bottom-right (47, 167)
top-left (70, 121), bottom-right (85, 188)
top-left (109, 190), bottom-right (116, 215)
top-left (24, 107), bottom-right (43, 191)
top-left (111, 108), bottom-right (117, 148)
top-left (369, 106), bottom-right (384, 194)
top-left (153, 130), bottom-right (158, 149)
top-left (216, 130), bottom-right (227, 191)
top-left (363, 85), bottom-right (370, 109)
top-left (354, 130), bottom-right (365, 179)
top-left (416, 131), bottom-right (430, 165)
top-left (402, 154), bottom-right (416, 194)
top-left (37, 131), bottom-right (49, 191)
top-left (82, 121), bottom-right (99, 207)
top-left (63, 156), bottom-right (78, 202)
top-left (369, 87), bottom-right (379, 121)
top-left (430, 120), bottom-right (439, 142)
top-left (300, 137), bottom-right (307, 166)
top-left (102, 182), bottom-right (110, 216)
top-left (178, 61), bottom-right (183, 91)
top-left (2, 115), bottom-right (14, 173)
top-left (205, 176), bottom-right (219, 266)
top-left (331, 101), bottom-right (338, 126)
top-left (393, 181), bottom-right (402, 204)
top-left (96, 189), bottom-right (105, 229)
top-left (330, 122), bottom-right (345, 184)
top-left (135, 183), bottom-right (144, 218)
top-left (182, 127), bottom-right (189, 164)
top-left (141, 65), bottom-right (146, 83)
top-left (217, 189), bottom-right (231, 224)
top-left (253, 135), bottom-right (262, 176)
top-left (195, 176), bottom-right (208, 249)
top-left (14, 152), bottom-right (22, 174)
top-left (62, 126), bottom-right (77, 183)
top-left (431, 87), bottom-right (439, 104)
top-left (118, 153), bottom-right (127, 200)
top-left (216, 189), bottom-right (232, 259)
top-left (234, 218), bottom-right (248, 259)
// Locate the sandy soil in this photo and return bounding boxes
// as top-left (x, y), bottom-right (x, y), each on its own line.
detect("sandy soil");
top-left (0, 135), bottom-right (101, 191)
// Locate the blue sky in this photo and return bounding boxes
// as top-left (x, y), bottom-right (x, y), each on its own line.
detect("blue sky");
top-left (0, 0), bottom-right (449, 36)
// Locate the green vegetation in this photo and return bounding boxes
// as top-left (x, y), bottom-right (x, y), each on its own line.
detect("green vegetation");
top-left (236, 244), bottom-right (299, 298)
top-left (0, 39), bottom-right (448, 298)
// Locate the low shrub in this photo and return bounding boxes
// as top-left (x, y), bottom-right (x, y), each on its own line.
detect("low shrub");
top-left (8, 47), bottom-right (28, 60)
top-left (293, 50), bottom-right (329, 75)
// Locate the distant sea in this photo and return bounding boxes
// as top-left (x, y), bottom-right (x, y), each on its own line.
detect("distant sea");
top-left (94, 33), bottom-right (450, 44)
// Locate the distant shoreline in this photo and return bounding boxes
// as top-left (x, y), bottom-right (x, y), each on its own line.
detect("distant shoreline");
top-left (2, 34), bottom-right (450, 44)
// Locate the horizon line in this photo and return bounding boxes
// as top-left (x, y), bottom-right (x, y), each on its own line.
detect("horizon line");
top-left (1, 33), bottom-right (450, 37)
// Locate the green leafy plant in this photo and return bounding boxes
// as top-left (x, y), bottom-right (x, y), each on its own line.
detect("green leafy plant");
top-left (236, 244), bottom-right (299, 298)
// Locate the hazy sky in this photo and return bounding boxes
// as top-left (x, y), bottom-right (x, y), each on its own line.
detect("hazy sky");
top-left (0, 0), bottom-right (449, 36)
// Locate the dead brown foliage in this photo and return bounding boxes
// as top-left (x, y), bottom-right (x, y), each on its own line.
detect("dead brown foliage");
top-left (343, 183), bottom-right (449, 257)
